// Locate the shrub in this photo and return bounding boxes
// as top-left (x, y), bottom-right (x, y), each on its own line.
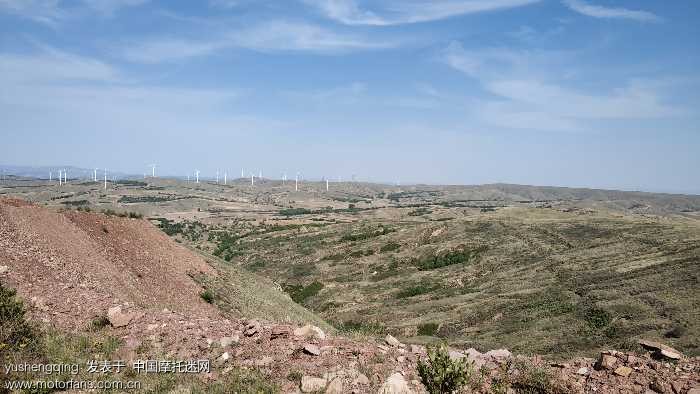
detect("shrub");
top-left (418, 322), bottom-right (440, 336)
top-left (284, 281), bottom-right (324, 304)
top-left (414, 246), bottom-right (485, 271)
top-left (200, 289), bottom-right (215, 304)
top-left (380, 242), bottom-right (401, 253)
top-left (1, 283), bottom-right (40, 354)
top-left (89, 316), bottom-right (111, 331)
top-left (418, 342), bottom-right (475, 394)
top-left (396, 284), bottom-right (437, 299)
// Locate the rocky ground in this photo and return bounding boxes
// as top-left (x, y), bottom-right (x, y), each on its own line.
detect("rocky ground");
top-left (1, 197), bottom-right (699, 393)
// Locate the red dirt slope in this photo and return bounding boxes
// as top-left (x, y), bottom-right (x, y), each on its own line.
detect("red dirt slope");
top-left (0, 198), bottom-right (217, 330)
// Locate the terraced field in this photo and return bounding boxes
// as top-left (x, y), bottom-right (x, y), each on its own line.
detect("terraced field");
top-left (4, 178), bottom-right (699, 360)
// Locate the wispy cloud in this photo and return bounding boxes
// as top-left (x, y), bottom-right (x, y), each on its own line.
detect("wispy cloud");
top-left (442, 41), bottom-right (678, 131)
top-left (122, 21), bottom-right (396, 63)
top-left (0, 45), bottom-right (118, 82)
top-left (0, 0), bottom-right (149, 25)
top-left (304, 0), bottom-right (541, 26)
top-left (562, 0), bottom-right (661, 22)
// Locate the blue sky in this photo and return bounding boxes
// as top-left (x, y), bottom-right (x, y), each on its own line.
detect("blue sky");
top-left (1, 0), bottom-right (699, 193)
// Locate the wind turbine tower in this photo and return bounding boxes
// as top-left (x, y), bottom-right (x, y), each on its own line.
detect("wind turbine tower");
top-left (224, 171), bottom-right (227, 185)
top-left (58, 170), bottom-right (62, 186)
top-left (295, 172), bottom-right (299, 192)
top-left (93, 168), bottom-right (97, 182)
top-left (326, 179), bottom-right (329, 192)
top-left (150, 164), bottom-right (157, 178)
top-left (195, 170), bottom-right (200, 183)
top-left (103, 169), bottom-right (107, 190)
top-left (63, 169), bottom-right (67, 185)
top-left (216, 170), bottom-right (219, 184)
top-left (251, 174), bottom-right (255, 186)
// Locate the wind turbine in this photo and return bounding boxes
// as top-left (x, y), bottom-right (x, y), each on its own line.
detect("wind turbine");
top-left (187, 173), bottom-right (190, 183)
top-left (216, 170), bottom-right (219, 184)
top-left (103, 169), bottom-right (107, 190)
top-left (251, 173), bottom-right (255, 186)
top-left (326, 179), bottom-right (329, 192)
top-left (282, 172), bottom-right (287, 185)
top-left (195, 170), bottom-right (200, 183)
top-left (224, 171), bottom-right (227, 185)
top-left (241, 168), bottom-right (244, 178)
top-left (63, 169), bottom-right (67, 185)
top-left (58, 170), bottom-right (62, 186)
top-left (93, 168), bottom-right (97, 182)
top-left (259, 170), bottom-right (262, 180)
top-left (49, 171), bottom-right (52, 182)
top-left (150, 164), bottom-right (157, 178)
top-left (295, 172), bottom-right (299, 192)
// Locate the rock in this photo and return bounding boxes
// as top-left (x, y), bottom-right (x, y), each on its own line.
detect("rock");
top-left (449, 350), bottom-right (465, 361)
top-left (244, 321), bottom-right (261, 337)
top-left (377, 373), bottom-right (412, 394)
top-left (597, 354), bottom-right (618, 370)
top-left (397, 356), bottom-right (405, 363)
top-left (687, 388), bottom-right (700, 394)
top-left (218, 352), bottom-right (230, 362)
top-left (301, 376), bottom-right (327, 393)
top-left (353, 373), bottom-right (370, 385)
top-left (303, 343), bottom-right (321, 356)
top-left (485, 349), bottom-right (512, 361)
top-left (576, 367), bottom-right (589, 375)
top-left (385, 334), bottom-right (401, 347)
top-left (0, 265), bottom-right (8, 275)
top-left (614, 366), bottom-right (633, 377)
top-left (107, 306), bottom-right (133, 328)
top-left (492, 312), bottom-right (503, 321)
top-left (219, 336), bottom-right (239, 348)
top-left (255, 356), bottom-right (273, 367)
top-left (639, 339), bottom-right (683, 360)
top-left (409, 344), bottom-right (424, 354)
top-left (294, 325), bottom-right (326, 340)
top-left (325, 377), bottom-right (344, 394)
top-left (270, 326), bottom-right (289, 339)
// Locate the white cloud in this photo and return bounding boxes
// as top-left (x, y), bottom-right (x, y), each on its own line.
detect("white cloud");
top-left (441, 41), bottom-right (678, 131)
top-left (0, 46), bottom-right (118, 82)
top-left (0, 0), bottom-right (148, 25)
top-left (122, 21), bottom-right (396, 63)
top-left (562, 0), bottom-right (660, 22)
top-left (304, 0), bottom-right (541, 26)
top-left (230, 21), bottom-right (394, 52)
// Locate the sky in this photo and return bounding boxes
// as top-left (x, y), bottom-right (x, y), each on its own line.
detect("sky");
top-left (1, 0), bottom-right (699, 193)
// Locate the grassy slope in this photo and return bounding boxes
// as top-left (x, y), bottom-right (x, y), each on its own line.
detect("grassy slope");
top-left (224, 207), bottom-right (700, 359)
top-left (186, 245), bottom-right (332, 332)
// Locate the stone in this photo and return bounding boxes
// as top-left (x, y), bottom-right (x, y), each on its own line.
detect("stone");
top-left (597, 354), bottom-right (618, 370)
top-left (301, 376), bottom-right (327, 393)
top-left (218, 352), bottom-right (230, 362)
top-left (353, 373), bottom-right (370, 385)
top-left (294, 325), bottom-right (326, 340)
top-left (614, 366), bottom-right (633, 377)
top-left (377, 373), bottom-right (412, 394)
top-left (303, 343), bottom-right (321, 356)
top-left (397, 356), bottom-right (405, 363)
top-left (485, 349), bottom-right (512, 361)
top-left (270, 326), bottom-right (289, 339)
top-left (255, 356), bottom-right (273, 367)
top-left (639, 340), bottom-right (683, 360)
top-left (107, 306), bottom-right (133, 328)
top-left (219, 336), bottom-right (239, 348)
top-left (409, 344), bottom-right (424, 354)
top-left (0, 265), bottom-right (8, 275)
top-left (449, 350), bottom-right (465, 361)
top-left (577, 367), bottom-right (589, 375)
top-left (385, 334), bottom-right (401, 347)
top-left (325, 377), bottom-right (344, 394)
top-left (686, 388), bottom-right (700, 394)
top-left (244, 321), bottom-right (260, 337)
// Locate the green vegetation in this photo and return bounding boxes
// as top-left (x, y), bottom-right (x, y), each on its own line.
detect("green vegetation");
top-left (200, 289), bottom-right (215, 304)
top-left (417, 322), bottom-right (440, 336)
top-left (61, 199), bottom-right (89, 206)
top-left (380, 241), bottom-right (401, 253)
top-left (396, 283), bottom-right (439, 299)
top-left (279, 207), bottom-right (313, 216)
top-left (340, 225), bottom-right (394, 242)
top-left (284, 281), bottom-right (324, 305)
top-left (114, 179), bottom-right (148, 186)
top-left (414, 246), bottom-right (485, 271)
top-left (417, 342), bottom-right (477, 394)
top-left (118, 195), bottom-right (174, 203)
top-left (491, 360), bottom-right (566, 394)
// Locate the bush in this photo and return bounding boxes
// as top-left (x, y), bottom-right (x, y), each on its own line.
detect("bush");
top-left (414, 246), bottom-right (485, 271)
top-left (200, 289), bottom-right (215, 304)
top-left (380, 242), bottom-right (401, 253)
top-left (284, 281), bottom-right (324, 304)
top-left (418, 323), bottom-right (440, 336)
top-left (1, 283), bottom-right (40, 355)
top-left (418, 342), bottom-right (476, 394)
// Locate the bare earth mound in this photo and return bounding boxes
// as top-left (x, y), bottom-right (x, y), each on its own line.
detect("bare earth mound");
top-left (0, 198), bottom-right (218, 329)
